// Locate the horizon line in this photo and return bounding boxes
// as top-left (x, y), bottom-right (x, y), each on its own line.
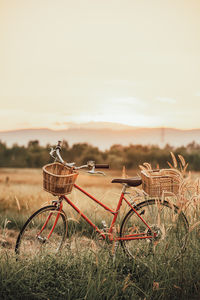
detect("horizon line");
top-left (1, 125), bottom-right (200, 133)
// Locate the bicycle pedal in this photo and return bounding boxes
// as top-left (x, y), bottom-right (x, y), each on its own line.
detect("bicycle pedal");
top-left (101, 220), bottom-right (108, 230)
top-left (140, 210), bottom-right (145, 216)
top-left (37, 236), bottom-right (47, 244)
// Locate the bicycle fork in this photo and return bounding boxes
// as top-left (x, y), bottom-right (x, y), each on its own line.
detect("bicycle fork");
top-left (36, 200), bottom-right (63, 243)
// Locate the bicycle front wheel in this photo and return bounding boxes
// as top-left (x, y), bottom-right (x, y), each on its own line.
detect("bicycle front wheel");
top-left (15, 205), bottom-right (67, 258)
top-left (120, 199), bottom-right (188, 261)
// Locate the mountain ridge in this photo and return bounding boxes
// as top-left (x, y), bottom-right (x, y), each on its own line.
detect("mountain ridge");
top-left (0, 126), bottom-right (200, 150)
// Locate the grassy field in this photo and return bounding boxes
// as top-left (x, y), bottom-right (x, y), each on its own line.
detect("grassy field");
top-left (0, 167), bottom-right (200, 299)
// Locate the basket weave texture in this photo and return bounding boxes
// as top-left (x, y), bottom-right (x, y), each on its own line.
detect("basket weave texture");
top-left (43, 163), bottom-right (78, 196)
top-left (141, 169), bottom-right (181, 197)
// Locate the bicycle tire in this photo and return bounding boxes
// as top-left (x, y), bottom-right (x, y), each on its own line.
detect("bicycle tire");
top-left (120, 199), bottom-right (189, 261)
top-left (15, 205), bottom-right (67, 258)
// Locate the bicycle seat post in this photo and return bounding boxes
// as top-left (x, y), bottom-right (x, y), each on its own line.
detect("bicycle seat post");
top-left (122, 183), bottom-right (129, 194)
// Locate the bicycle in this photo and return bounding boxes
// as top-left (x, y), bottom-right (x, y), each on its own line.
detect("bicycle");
top-left (15, 141), bottom-right (189, 260)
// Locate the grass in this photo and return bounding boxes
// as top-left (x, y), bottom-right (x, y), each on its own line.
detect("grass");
top-left (0, 167), bottom-right (200, 299)
top-left (0, 237), bottom-right (200, 300)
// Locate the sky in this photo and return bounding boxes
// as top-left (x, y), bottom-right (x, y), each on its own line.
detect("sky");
top-left (0, 0), bottom-right (200, 131)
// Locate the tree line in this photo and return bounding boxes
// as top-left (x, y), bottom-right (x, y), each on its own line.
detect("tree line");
top-left (0, 140), bottom-right (200, 170)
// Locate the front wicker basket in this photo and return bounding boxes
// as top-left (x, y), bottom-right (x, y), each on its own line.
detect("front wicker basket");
top-left (43, 163), bottom-right (78, 196)
top-left (141, 169), bottom-right (181, 197)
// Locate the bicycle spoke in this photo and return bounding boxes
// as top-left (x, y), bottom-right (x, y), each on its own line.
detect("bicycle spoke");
top-left (15, 206), bottom-right (67, 259)
top-left (120, 200), bottom-right (188, 261)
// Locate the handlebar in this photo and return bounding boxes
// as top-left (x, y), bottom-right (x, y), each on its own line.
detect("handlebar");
top-left (50, 141), bottom-right (109, 174)
top-left (95, 164), bottom-right (109, 169)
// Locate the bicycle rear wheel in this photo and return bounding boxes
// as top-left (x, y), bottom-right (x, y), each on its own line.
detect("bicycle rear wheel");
top-left (120, 199), bottom-right (188, 261)
top-left (15, 205), bottom-right (67, 258)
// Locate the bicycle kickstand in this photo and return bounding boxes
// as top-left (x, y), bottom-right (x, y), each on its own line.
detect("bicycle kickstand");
top-left (112, 240), bottom-right (119, 263)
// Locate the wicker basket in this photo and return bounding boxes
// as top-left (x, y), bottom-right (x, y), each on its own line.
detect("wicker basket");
top-left (43, 163), bottom-right (78, 196)
top-left (141, 169), bottom-right (181, 197)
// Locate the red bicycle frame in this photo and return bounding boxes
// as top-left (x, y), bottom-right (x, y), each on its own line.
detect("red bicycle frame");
top-left (56, 183), bottom-right (154, 242)
top-left (38, 183), bottom-right (154, 242)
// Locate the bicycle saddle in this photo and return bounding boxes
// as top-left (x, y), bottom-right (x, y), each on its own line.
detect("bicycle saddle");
top-left (111, 176), bottom-right (142, 187)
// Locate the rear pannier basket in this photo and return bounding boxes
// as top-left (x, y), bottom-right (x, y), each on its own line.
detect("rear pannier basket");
top-left (43, 163), bottom-right (78, 196)
top-left (141, 169), bottom-right (181, 197)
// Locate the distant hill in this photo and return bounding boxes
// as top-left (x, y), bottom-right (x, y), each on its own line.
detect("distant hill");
top-left (0, 126), bottom-right (200, 150)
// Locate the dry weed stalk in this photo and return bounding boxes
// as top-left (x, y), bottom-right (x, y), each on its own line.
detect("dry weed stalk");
top-left (122, 166), bottom-right (127, 178)
top-left (14, 196), bottom-right (21, 211)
